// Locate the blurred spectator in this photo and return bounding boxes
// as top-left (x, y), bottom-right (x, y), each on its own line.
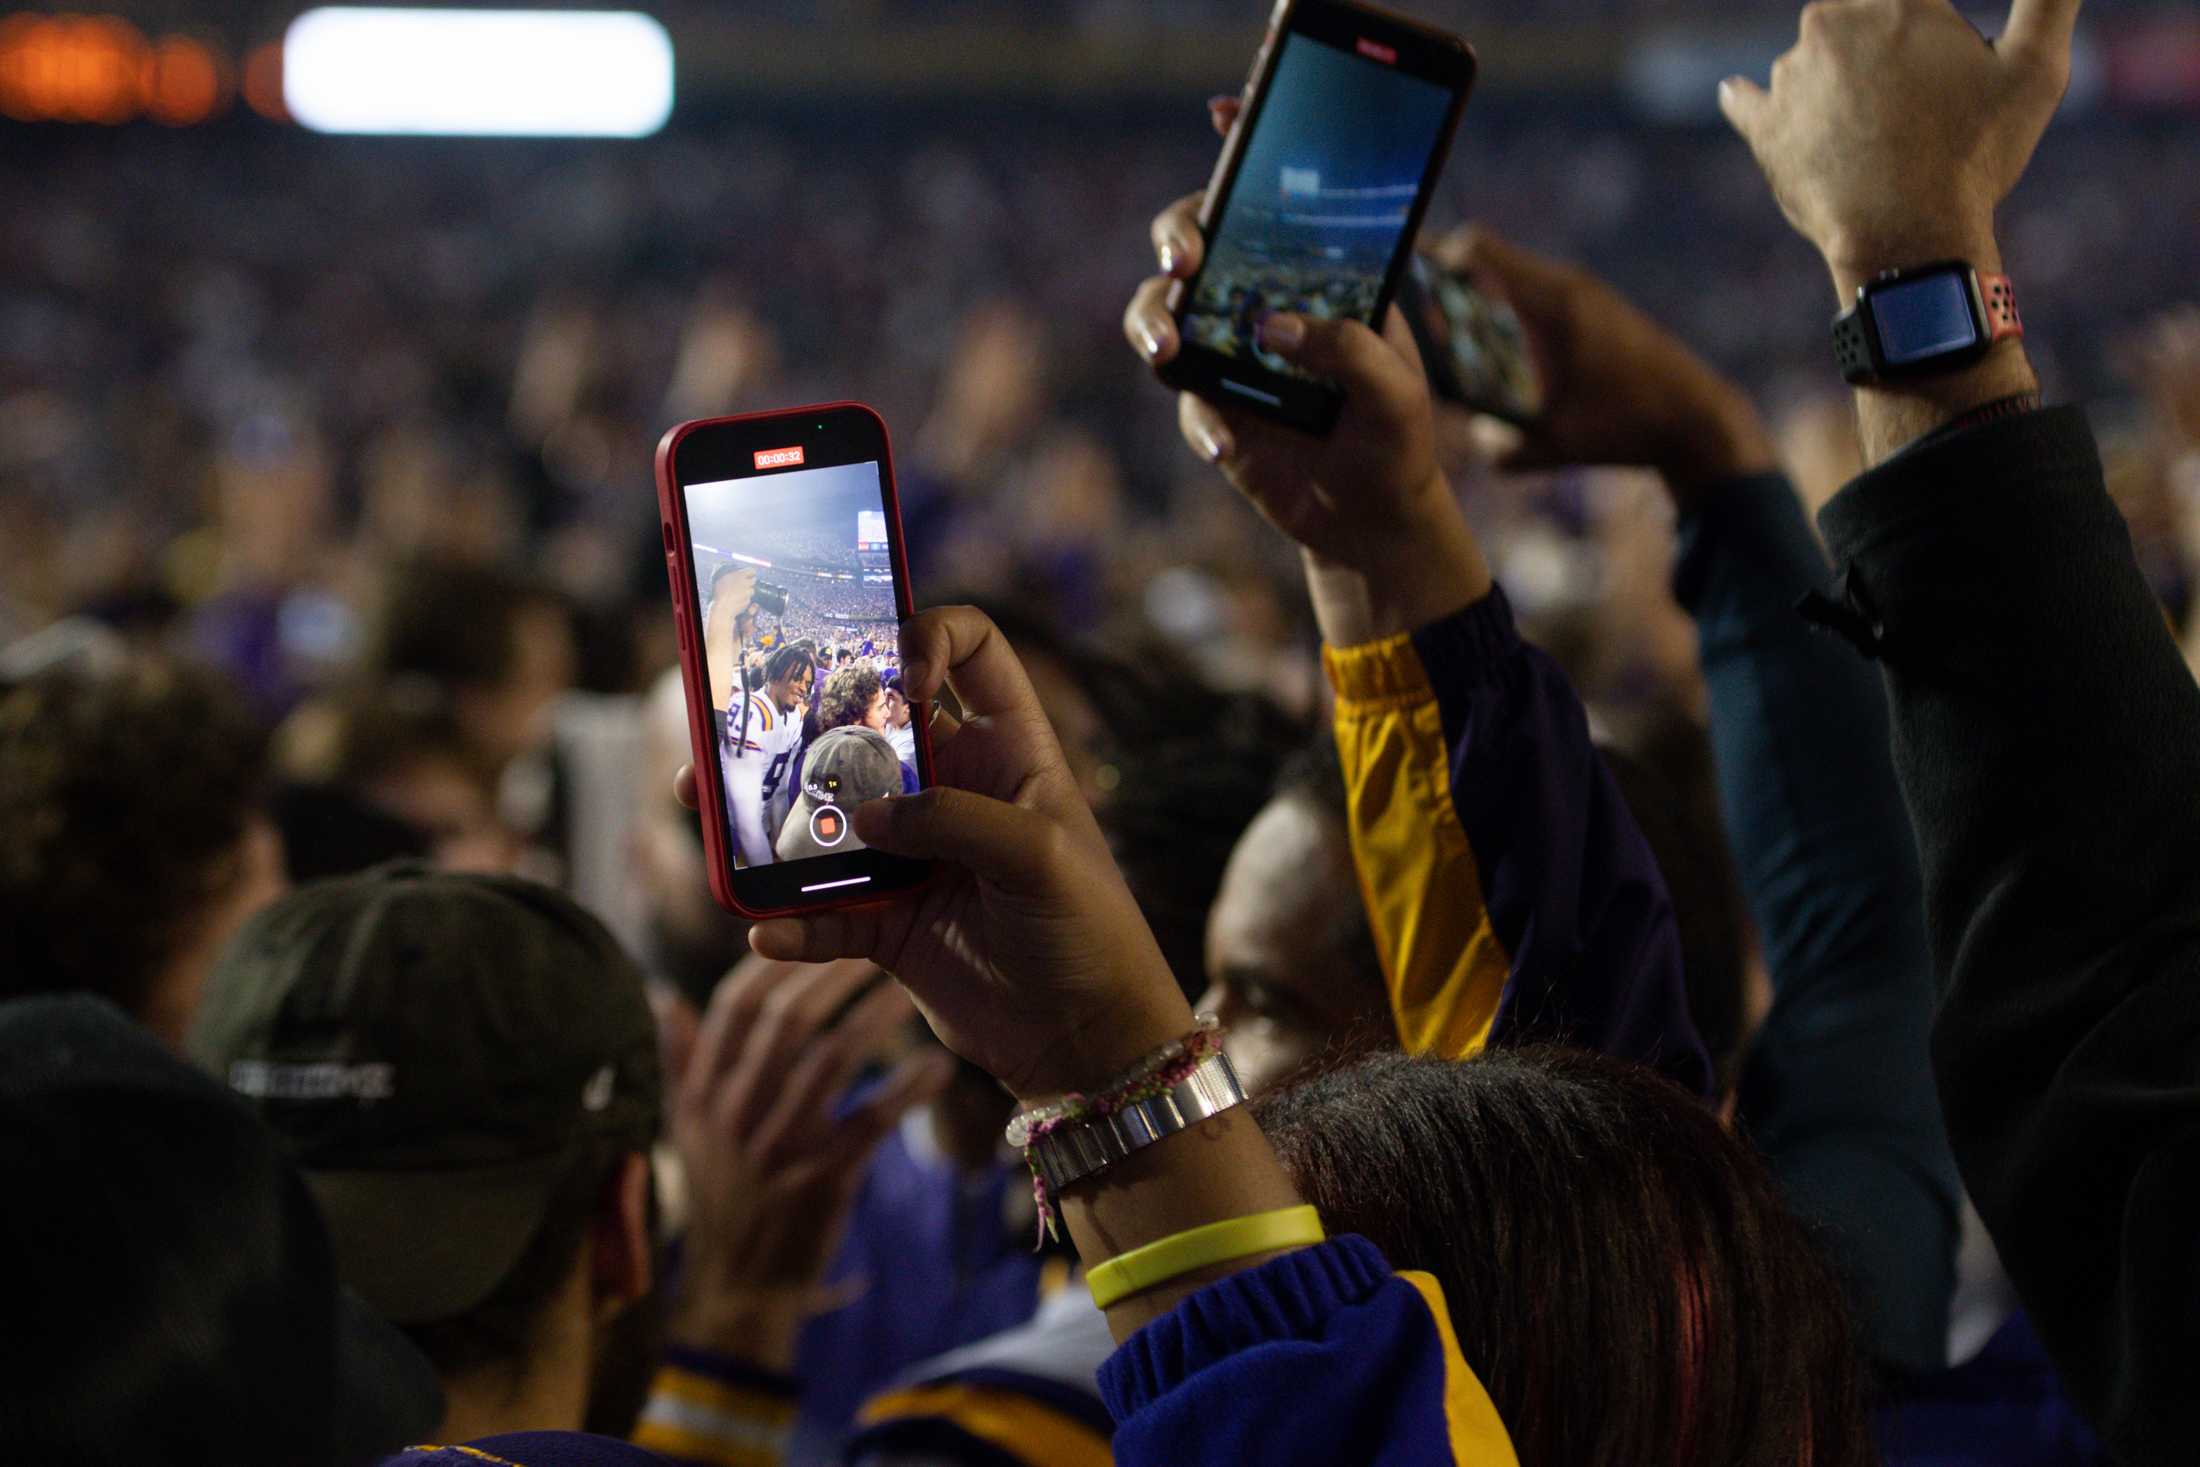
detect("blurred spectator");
top-left (190, 867), bottom-right (663, 1442)
top-left (360, 556), bottom-right (577, 778)
top-left (0, 654), bottom-right (285, 1047)
top-left (0, 994), bottom-right (442, 1466)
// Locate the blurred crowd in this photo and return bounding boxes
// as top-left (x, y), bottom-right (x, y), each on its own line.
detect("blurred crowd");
top-left (7, 1), bottom-right (2200, 1462)
top-left (5, 104), bottom-right (2199, 835)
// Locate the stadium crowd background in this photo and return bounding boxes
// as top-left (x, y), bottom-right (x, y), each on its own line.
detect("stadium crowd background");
top-left (6, 0), bottom-right (2199, 713)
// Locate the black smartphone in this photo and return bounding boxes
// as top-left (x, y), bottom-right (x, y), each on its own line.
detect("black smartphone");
top-left (1397, 253), bottom-right (1545, 423)
top-left (1159, 0), bottom-right (1475, 435)
top-left (655, 402), bottom-right (933, 919)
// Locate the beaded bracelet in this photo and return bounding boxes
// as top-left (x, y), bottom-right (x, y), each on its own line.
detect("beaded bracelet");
top-left (1005, 1016), bottom-right (1228, 1246)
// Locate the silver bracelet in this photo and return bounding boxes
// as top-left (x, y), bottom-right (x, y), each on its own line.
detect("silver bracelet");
top-left (1024, 1050), bottom-right (1247, 1196)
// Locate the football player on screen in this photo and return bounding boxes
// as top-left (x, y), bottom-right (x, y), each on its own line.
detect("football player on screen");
top-left (721, 643), bottom-right (813, 867)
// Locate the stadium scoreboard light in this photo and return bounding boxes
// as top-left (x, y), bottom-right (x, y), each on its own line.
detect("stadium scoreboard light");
top-left (284, 8), bottom-right (673, 137)
top-left (0, 12), bottom-right (281, 125)
top-left (0, 7), bottom-right (673, 133)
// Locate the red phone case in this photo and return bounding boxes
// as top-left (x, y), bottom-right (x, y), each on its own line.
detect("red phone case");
top-left (653, 401), bottom-right (934, 919)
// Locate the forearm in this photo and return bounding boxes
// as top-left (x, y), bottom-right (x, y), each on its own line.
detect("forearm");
top-left (1675, 473), bottom-right (1960, 1371)
top-left (1061, 1109), bottom-right (1308, 1341)
top-left (1299, 480), bottom-right (1492, 648)
top-left (1328, 591), bottom-right (1712, 1097)
top-left (1819, 407), bottom-right (2200, 1458)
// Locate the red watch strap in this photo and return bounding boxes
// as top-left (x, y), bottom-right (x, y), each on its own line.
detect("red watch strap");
top-left (1979, 272), bottom-right (2023, 342)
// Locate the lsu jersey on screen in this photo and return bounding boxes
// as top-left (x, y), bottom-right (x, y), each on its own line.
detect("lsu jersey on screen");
top-left (720, 687), bottom-right (807, 865)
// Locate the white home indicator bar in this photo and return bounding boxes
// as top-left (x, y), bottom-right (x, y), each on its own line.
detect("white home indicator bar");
top-left (801, 875), bottom-right (874, 893)
top-left (284, 8), bottom-right (674, 137)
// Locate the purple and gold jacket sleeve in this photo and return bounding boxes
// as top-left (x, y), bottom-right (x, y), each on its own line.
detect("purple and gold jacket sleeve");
top-left (1326, 586), bottom-right (1712, 1099)
top-left (1101, 1236), bottom-right (1516, 1467)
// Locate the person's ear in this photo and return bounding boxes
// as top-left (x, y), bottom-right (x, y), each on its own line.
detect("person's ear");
top-left (590, 1150), bottom-right (654, 1323)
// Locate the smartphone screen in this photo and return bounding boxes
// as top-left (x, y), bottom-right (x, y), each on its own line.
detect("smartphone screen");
top-left (1171, 12), bottom-right (1468, 431)
top-left (662, 406), bottom-right (928, 914)
top-left (1402, 255), bottom-right (1544, 422)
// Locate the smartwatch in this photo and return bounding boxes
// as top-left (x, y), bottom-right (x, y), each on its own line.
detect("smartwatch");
top-left (1831, 261), bottom-right (2023, 386)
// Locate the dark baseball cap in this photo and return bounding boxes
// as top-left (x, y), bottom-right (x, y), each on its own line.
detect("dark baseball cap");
top-left (190, 864), bottom-right (662, 1326)
top-left (0, 994), bottom-right (443, 1467)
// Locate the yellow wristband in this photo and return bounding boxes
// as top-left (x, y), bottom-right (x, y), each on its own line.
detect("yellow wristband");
top-left (1086, 1205), bottom-right (1326, 1310)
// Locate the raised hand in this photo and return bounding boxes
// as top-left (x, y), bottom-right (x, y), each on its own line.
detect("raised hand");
top-left (737, 606), bottom-right (1197, 1103)
top-left (1121, 97), bottom-right (1490, 644)
top-left (1719, 0), bottom-right (2080, 289)
top-left (1427, 226), bottom-right (1776, 497)
top-left (668, 955), bottom-right (950, 1369)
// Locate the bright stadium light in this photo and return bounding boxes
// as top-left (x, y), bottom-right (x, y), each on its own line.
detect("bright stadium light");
top-left (283, 8), bottom-right (673, 137)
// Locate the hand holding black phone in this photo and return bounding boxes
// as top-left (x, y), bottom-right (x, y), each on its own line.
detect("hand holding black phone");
top-left (1156, 0), bottom-right (1475, 435)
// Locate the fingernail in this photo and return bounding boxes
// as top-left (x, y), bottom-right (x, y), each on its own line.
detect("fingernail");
top-left (1159, 241), bottom-right (1182, 275)
top-left (1195, 421), bottom-right (1234, 464)
top-left (1259, 314), bottom-right (1305, 351)
top-left (1138, 323), bottom-right (1163, 361)
top-left (1207, 92), bottom-right (1236, 111)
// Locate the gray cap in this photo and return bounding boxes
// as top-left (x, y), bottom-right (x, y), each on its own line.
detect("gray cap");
top-left (776, 727), bottom-right (904, 862)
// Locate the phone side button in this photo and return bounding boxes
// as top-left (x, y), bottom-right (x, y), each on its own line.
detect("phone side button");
top-left (674, 606), bottom-right (692, 652)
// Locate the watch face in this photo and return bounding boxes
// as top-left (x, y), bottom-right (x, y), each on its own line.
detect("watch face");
top-left (1869, 272), bottom-right (1983, 366)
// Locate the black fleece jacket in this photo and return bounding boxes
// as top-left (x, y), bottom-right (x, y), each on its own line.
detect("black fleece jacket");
top-left (1817, 406), bottom-right (2200, 1467)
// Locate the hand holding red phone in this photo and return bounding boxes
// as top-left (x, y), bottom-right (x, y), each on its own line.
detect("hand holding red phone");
top-left (683, 606), bottom-right (1195, 1105)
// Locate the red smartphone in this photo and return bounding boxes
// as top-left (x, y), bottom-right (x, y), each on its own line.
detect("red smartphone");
top-left (655, 402), bottom-right (933, 918)
top-left (1157, 0), bottom-right (1475, 435)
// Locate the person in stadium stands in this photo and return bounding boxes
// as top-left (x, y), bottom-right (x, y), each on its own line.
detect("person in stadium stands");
top-left (1259, 1047), bottom-right (1875, 1464)
top-left (1432, 226), bottom-right (2099, 1460)
top-left (837, 715), bottom-right (1740, 1460)
top-left (655, 616), bottom-right (1300, 1466)
top-left (706, 602), bottom-right (1874, 1466)
top-left (0, 653), bottom-right (287, 1048)
top-left (723, 645), bottom-right (814, 868)
top-left (1, 993), bottom-right (442, 1467)
top-left (1133, 87), bottom-right (2094, 1461)
top-left (1725, 2), bottom-right (2194, 1462)
top-left (274, 690), bottom-right (522, 877)
top-left (190, 864), bottom-right (941, 1462)
top-left (360, 555), bottom-right (576, 779)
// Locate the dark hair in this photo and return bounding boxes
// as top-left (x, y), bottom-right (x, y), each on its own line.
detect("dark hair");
top-left (0, 658), bottom-right (267, 1018)
top-left (402, 1137), bottom-right (631, 1385)
top-left (763, 644), bottom-right (813, 688)
top-left (1101, 696), bottom-right (1302, 1003)
top-left (817, 665), bottom-right (883, 731)
top-left (1258, 1049), bottom-right (1874, 1467)
top-left (365, 555), bottom-right (565, 692)
top-left (1597, 710), bottom-right (1750, 1092)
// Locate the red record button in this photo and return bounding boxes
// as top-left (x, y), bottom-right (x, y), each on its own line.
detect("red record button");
top-left (810, 806), bottom-right (847, 848)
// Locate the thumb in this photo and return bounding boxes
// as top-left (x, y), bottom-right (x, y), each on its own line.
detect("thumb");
top-left (1717, 75), bottom-right (1773, 150)
top-left (2000, 0), bottom-right (2080, 71)
top-left (1259, 314), bottom-right (1404, 392)
top-left (851, 786), bottom-right (1058, 891)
